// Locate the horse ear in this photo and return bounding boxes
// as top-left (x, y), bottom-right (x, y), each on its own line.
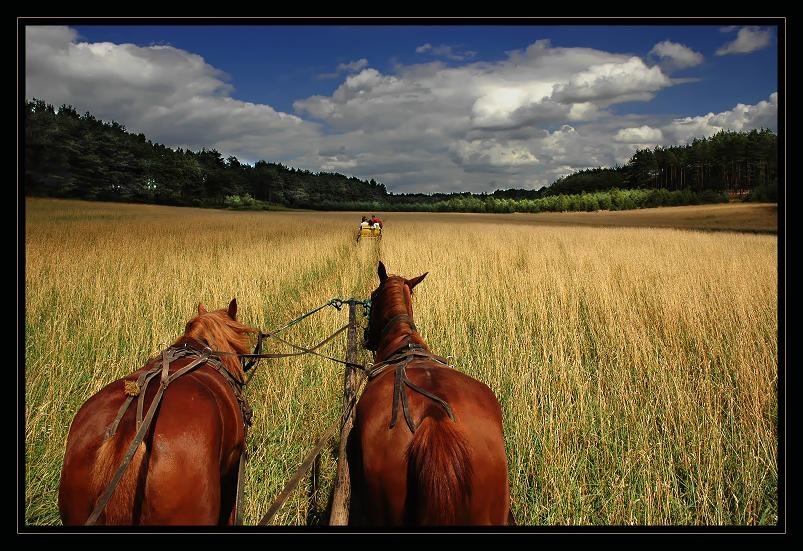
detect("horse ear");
top-left (198, 303), bottom-right (207, 315)
top-left (377, 261), bottom-right (388, 283)
top-left (406, 272), bottom-right (428, 291)
top-left (228, 298), bottom-right (238, 320)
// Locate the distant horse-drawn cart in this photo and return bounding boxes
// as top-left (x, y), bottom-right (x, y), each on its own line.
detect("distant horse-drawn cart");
top-left (357, 225), bottom-right (382, 241)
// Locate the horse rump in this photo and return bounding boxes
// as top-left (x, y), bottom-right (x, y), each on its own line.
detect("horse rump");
top-left (86, 433), bottom-right (150, 525)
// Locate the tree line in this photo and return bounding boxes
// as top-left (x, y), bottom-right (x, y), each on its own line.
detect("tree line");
top-left (24, 99), bottom-right (778, 212)
top-left (24, 99), bottom-right (387, 209)
top-left (547, 129), bottom-right (777, 201)
top-left (308, 188), bottom-right (729, 214)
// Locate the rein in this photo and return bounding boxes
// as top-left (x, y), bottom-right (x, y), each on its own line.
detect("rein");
top-left (205, 325), bottom-right (370, 383)
top-left (234, 297), bottom-right (373, 378)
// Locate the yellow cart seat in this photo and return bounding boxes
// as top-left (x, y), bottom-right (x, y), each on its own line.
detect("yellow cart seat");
top-left (359, 227), bottom-right (382, 238)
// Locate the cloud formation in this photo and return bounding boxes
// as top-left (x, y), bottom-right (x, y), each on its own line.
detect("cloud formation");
top-left (551, 56), bottom-right (671, 104)
top-left (614, 125), bottom-right (665, 144)
top-left (25, 26), bottom-right (321, 162)
top-left (716, 26), bottom-right (772, 55)
top-left (415, 43), bottom-right (477, 61)
top-left (663, 92), bottom-right (777, 143)
top-left (338, 58), bottom-right (369, 72)
top-left (25, 27), bottom-right (778, 194)
top-left (318, 58), bottom-right (369, 79)
top-left (293, 39), bottom-right (682, 188)
top-left (649, 40), bottom-right (704, 69)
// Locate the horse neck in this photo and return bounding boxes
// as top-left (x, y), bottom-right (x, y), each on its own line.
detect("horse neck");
top-left (374, 283), bottom-right (429, 363)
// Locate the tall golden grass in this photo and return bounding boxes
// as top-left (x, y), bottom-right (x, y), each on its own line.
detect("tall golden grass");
top-left (24, 198), bottom-right (777, 526)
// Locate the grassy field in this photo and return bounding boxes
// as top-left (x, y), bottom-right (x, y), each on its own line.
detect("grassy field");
top-left (505, 202), bottom-right (778, 233)
top-left (24, 198), bottom-right (778, 526)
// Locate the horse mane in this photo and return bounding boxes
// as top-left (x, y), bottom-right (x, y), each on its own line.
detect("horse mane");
top-left (179, 308), bottom-right (259, 383)
top-left (367, 275), bottom-right (425, 357)
top-left (368, 277), bottom-right (409, 339)
top-left (377, 276), bottom-right (411, 317)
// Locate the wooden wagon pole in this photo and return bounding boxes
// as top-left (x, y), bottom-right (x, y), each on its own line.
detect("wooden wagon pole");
top-left (329, 299), bottom-right (359, 525)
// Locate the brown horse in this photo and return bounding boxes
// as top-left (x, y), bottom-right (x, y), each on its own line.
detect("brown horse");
top-left (58, 299), bottom-right (257, 525)
top-left (348, 262), bottom-right (513, 525)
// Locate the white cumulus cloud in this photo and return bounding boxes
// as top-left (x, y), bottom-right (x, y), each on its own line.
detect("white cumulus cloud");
top-left (649, 40), bottom-right (704, 69)
top-left (337, 58), bottom-right (368, 73)
top-left (614, 125), bottom-right (664, 143)
top-left (664, 92), bottom-right (777, 144)
top-left (25, 26), bottom-right (321, 162)
top-left (449, 140), bottom-right (540, 172)
top-left (318, 58), bottom-right (370, 78)
top-left (552, 57), bottom-right (671, 104)
top-left (716, 26), bottom-right (772, 55)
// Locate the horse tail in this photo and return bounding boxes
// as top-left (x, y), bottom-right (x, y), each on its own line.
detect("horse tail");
top-left (89, 435), bottom-right (149, 524)
top-left (406, 417), bottom-right (473, 525)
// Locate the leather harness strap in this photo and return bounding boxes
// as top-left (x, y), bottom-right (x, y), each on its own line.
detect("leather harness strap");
top-left (234, 445), bottom-right (248, 525)
top-left (106, 368), bottom-right (150, 439)
top-left (368, 344), bottom-right (456, 433)
top-left (136, 370), bottom-right (161, 431)
top-left (371, 345), bottom-right (451, 373)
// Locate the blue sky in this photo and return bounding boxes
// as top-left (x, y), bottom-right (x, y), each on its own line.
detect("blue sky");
top-left (27, 24), bottom-right (779, 193)
top-left (71, 25), bottom-right (777, 116)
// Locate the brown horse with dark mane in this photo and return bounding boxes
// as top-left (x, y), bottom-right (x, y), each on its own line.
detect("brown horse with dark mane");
top-left (348, 262), bottom-right (513, 525)
top-left (58, 299), bottom-right (257, 525)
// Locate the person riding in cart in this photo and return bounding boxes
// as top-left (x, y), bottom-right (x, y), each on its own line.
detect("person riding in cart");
top-left (369, 214), bottom-right (384, 229)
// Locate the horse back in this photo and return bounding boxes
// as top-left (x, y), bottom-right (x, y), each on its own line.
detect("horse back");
top-left (358, 362), bottom-right (504, 435)
top-left (58, 360), bottom-right (244, 525)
